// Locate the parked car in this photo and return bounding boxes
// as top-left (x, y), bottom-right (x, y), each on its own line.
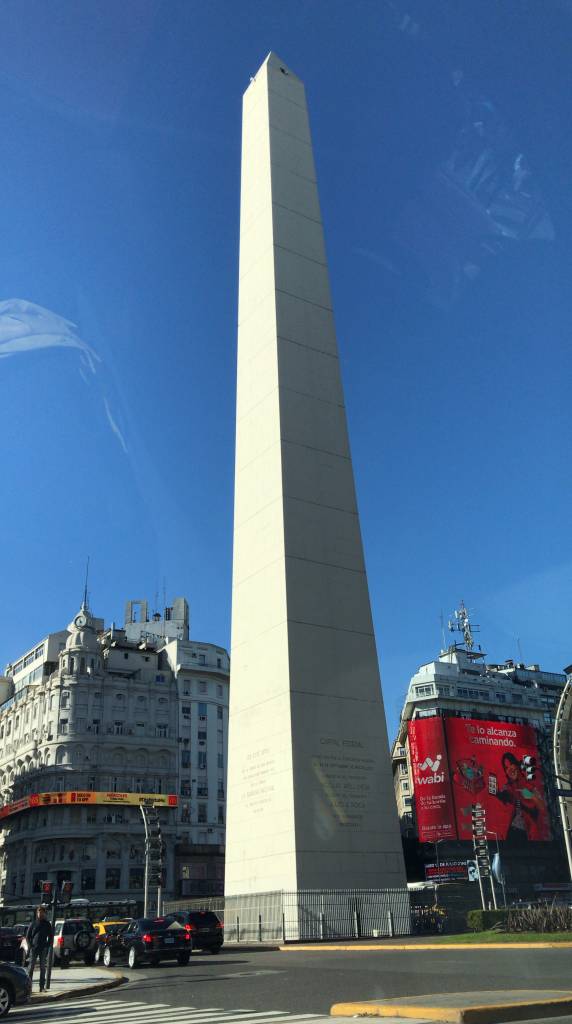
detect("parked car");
top-left (53, 918), bottom-right (97, 967)
top-left (165, 910), bottom-right (224, 953)
top-left (92, 920), bottom-right (133, 964)
top-left (0, 929), bottom-right (26, 967)
top-left (100, 917), bottom-right (192, 969)
top-left (0, 961), bottom-right (32, 1017)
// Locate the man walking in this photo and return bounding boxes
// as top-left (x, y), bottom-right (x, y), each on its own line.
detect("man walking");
top-left (27, 906), bottom-right (53, 991)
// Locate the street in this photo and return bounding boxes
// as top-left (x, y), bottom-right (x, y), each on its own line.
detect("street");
top-left (10, 945), bottom-right (572, 1023)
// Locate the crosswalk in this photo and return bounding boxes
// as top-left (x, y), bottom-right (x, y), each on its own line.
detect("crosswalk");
top-left (12, 997), bottom-right (334, 1024)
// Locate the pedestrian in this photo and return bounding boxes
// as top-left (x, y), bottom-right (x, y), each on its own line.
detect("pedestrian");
top-left (27, 905), bottom-right (53, 992)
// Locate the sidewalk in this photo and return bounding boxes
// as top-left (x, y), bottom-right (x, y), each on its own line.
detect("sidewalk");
top-left (31, 965), bottom-right (126, 1002)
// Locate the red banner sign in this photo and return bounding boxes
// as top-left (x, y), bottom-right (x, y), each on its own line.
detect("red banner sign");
top-left (445, 718), bottom-right (551, 842)
top-left (408, 718), bottom-right (457, 842)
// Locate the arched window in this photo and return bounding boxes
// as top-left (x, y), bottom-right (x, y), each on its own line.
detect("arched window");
top-left (80, 658), bottom-right (85, 673)
top-left (69, 657), bottom-right (75, 673)
top-left (55, 746), bottom-right (67, 766)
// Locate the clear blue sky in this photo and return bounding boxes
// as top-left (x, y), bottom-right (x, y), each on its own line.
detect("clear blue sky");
top-left (1, 0), bottom-right (571, 737)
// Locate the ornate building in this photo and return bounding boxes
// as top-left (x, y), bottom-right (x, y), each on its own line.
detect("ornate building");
top-left (0, 597), bottom-right (229, 904)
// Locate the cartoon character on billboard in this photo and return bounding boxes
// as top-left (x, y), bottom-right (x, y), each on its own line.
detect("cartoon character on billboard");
top-left (495, 751), bottom-right (550, 841)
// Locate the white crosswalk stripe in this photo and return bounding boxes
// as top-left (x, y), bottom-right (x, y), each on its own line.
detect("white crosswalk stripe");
top-left (13, 998), bottom-right (333, 1024)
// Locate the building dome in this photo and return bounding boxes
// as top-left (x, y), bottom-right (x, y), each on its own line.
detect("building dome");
top-left (64, 604), bottom-right (100, 655)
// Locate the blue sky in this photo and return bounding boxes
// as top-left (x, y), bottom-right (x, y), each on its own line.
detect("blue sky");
top-left (1, 0), bottom-right (571, 736)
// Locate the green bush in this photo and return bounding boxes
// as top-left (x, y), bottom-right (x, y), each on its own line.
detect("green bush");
top-left (466, 909), bottom-right (509, 932)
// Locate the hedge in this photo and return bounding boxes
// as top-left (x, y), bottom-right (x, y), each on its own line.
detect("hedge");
top-left (466, 909), bottom-right (509, 932)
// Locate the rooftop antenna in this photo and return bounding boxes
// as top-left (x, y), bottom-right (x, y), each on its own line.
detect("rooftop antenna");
top-left (448, 599), bottom-right (480, 651)
top-left (439, 610), bottom-right (446, 651)
top-left (83, 556), bottom-right (90, 610)
top-left (517, 637), bottom-right (524, 663)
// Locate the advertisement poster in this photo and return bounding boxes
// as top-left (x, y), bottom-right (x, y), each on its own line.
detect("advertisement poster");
top-left (0, 791), bottom-right (178, 820)
top-left (445, 718), bottom-right (551, 842)
top-left (408, 718), bottom-right (457, 842)
top-left (424, 860), bottom-right (469, 882)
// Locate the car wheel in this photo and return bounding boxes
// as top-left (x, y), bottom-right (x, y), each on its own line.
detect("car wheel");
top-left (177, 953), bottom-right (190, 966)
top-left (75, 931), bottom-right (92, 952)
top-left (128, 947), bottom-right (138, 970)
top-left (94, 946), bottom-right (101, 964)
top-left (0, 984), bottom-right (12, 1018)
top-left (103, 947), bottom-right (113, 968)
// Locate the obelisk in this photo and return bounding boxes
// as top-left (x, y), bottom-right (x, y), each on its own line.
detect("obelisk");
top-left (226, 53), bottom-right (405, 895)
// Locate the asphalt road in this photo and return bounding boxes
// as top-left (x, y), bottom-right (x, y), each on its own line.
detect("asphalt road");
top-left (90, 945), bottom-right (572, 1014)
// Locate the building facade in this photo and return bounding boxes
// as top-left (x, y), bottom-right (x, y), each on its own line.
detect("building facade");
top-left (0, 597), bottom-right (229, 905)
top-left (392, 626), bottom-right (569, 890)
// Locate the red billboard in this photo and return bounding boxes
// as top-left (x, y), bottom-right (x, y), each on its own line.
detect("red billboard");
top-left (445, 718), bottom-right (551, 842)
top-left (408, 718), bottom-right (457, 842)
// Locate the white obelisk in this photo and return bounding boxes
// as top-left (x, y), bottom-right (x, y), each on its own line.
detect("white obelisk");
top-left (226, 53), bottom-right (405, 895)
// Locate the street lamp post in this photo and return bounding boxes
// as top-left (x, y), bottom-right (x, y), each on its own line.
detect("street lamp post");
top-left (486, 830), bottom-right (507, 908)
top-left (553, 673), bottom-right (572, 882)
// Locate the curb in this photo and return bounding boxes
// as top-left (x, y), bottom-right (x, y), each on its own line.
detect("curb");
top-left (280, 941), bottom-right (572, 951)
top-left (330, 992), bottom-right (572, 1023)
top-left (31, 971), bottom-right (127, 1002)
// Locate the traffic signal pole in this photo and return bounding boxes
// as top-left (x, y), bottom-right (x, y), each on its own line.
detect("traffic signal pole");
top-left (45, 884), bottom-right (57, 991)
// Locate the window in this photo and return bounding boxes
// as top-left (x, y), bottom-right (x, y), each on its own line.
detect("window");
top-left (199, 655), bottom-right (205, 665)
top-left (180, 780), bottom-right (191, 796)
top-left (415, 685), bottom-right (434, 697)
top-left (181, 750), bottom-right (191, 768)
top-left (198, 751), bottom-right (207, 770)
top-left (59, 719), bottom-right (68, 735)
top-left (197, 783), bottom-right (208, 797)
top-left (156, 674), bottom-right (165, 683)
top-left (114, 721), bottom-right (125, 735)
top-left (199, 681), bottom-right (207, 693)
top-left (182, 705), bottom-right (191, 717)
top-left (123, 653), bottom-right (129, 660)
top-left (217, 784), bottom-right (225, 800)
top-left (158, 697), bottom-right (168, 704)
top-left (91, 719), bottom-right (100, 734)
top-left (156, 724), bottom-right (168, 738)
top-left (401, 781), bottom-right (410, 793)
top-left (136, 722), bottom-right (145, 735)
top-left (198, 702), bottom-right (207, 719)
top-left (129, 867), bottom-right (144, 889)
top-left (217, 706), bottom-right (223, 720)
top-left (105, 868), bottom-right (121, 889)
top-left (403, 797), bottom-right (412, 809)
top-left (61, 691), bottom-right (70, 708)
top-left (512, 694), bottom-right (523, 704)
top-left (496, 693), bottom-right (507, 703)
top-left (198, 730), bottom-right (207, 742)
top-left (399, 764), bottom-right (408, 777)
top-left (217, 753), bottom-right (224, 769)
top-left (217, 658), bottom-right (221, 668)
top-left (218, 805), bottom-right (224, 824)
top-left (457, 688), bottom-right (469, 698)
top-left (198, 803), bottom-right (207, 823)
top-left (81, 869), bottom-right (96, 891)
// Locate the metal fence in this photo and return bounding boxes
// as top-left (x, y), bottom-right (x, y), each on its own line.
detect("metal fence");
top-left (164, 887), bottom-right (412, 941)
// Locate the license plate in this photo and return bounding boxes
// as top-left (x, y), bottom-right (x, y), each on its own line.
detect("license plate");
top-left (164, 937), bottom-right (174, 944)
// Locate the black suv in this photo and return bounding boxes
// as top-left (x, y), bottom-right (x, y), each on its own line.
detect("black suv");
top-left (165, 911), bottom-right (223, 953)
top-left (101, 917), bottom-right (191, 969)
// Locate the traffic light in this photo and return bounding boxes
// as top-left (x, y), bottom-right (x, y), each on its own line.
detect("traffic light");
top-left (149, 867), bottom-right (166, 888)
top-left (471, 803), bottom-right (486, 837)
top-left (522, 755), bottom-right (536, 781)
top-left (60, 880), bottom-right (73, 902)
top-left (41, 880), bottom-right (53, 903)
